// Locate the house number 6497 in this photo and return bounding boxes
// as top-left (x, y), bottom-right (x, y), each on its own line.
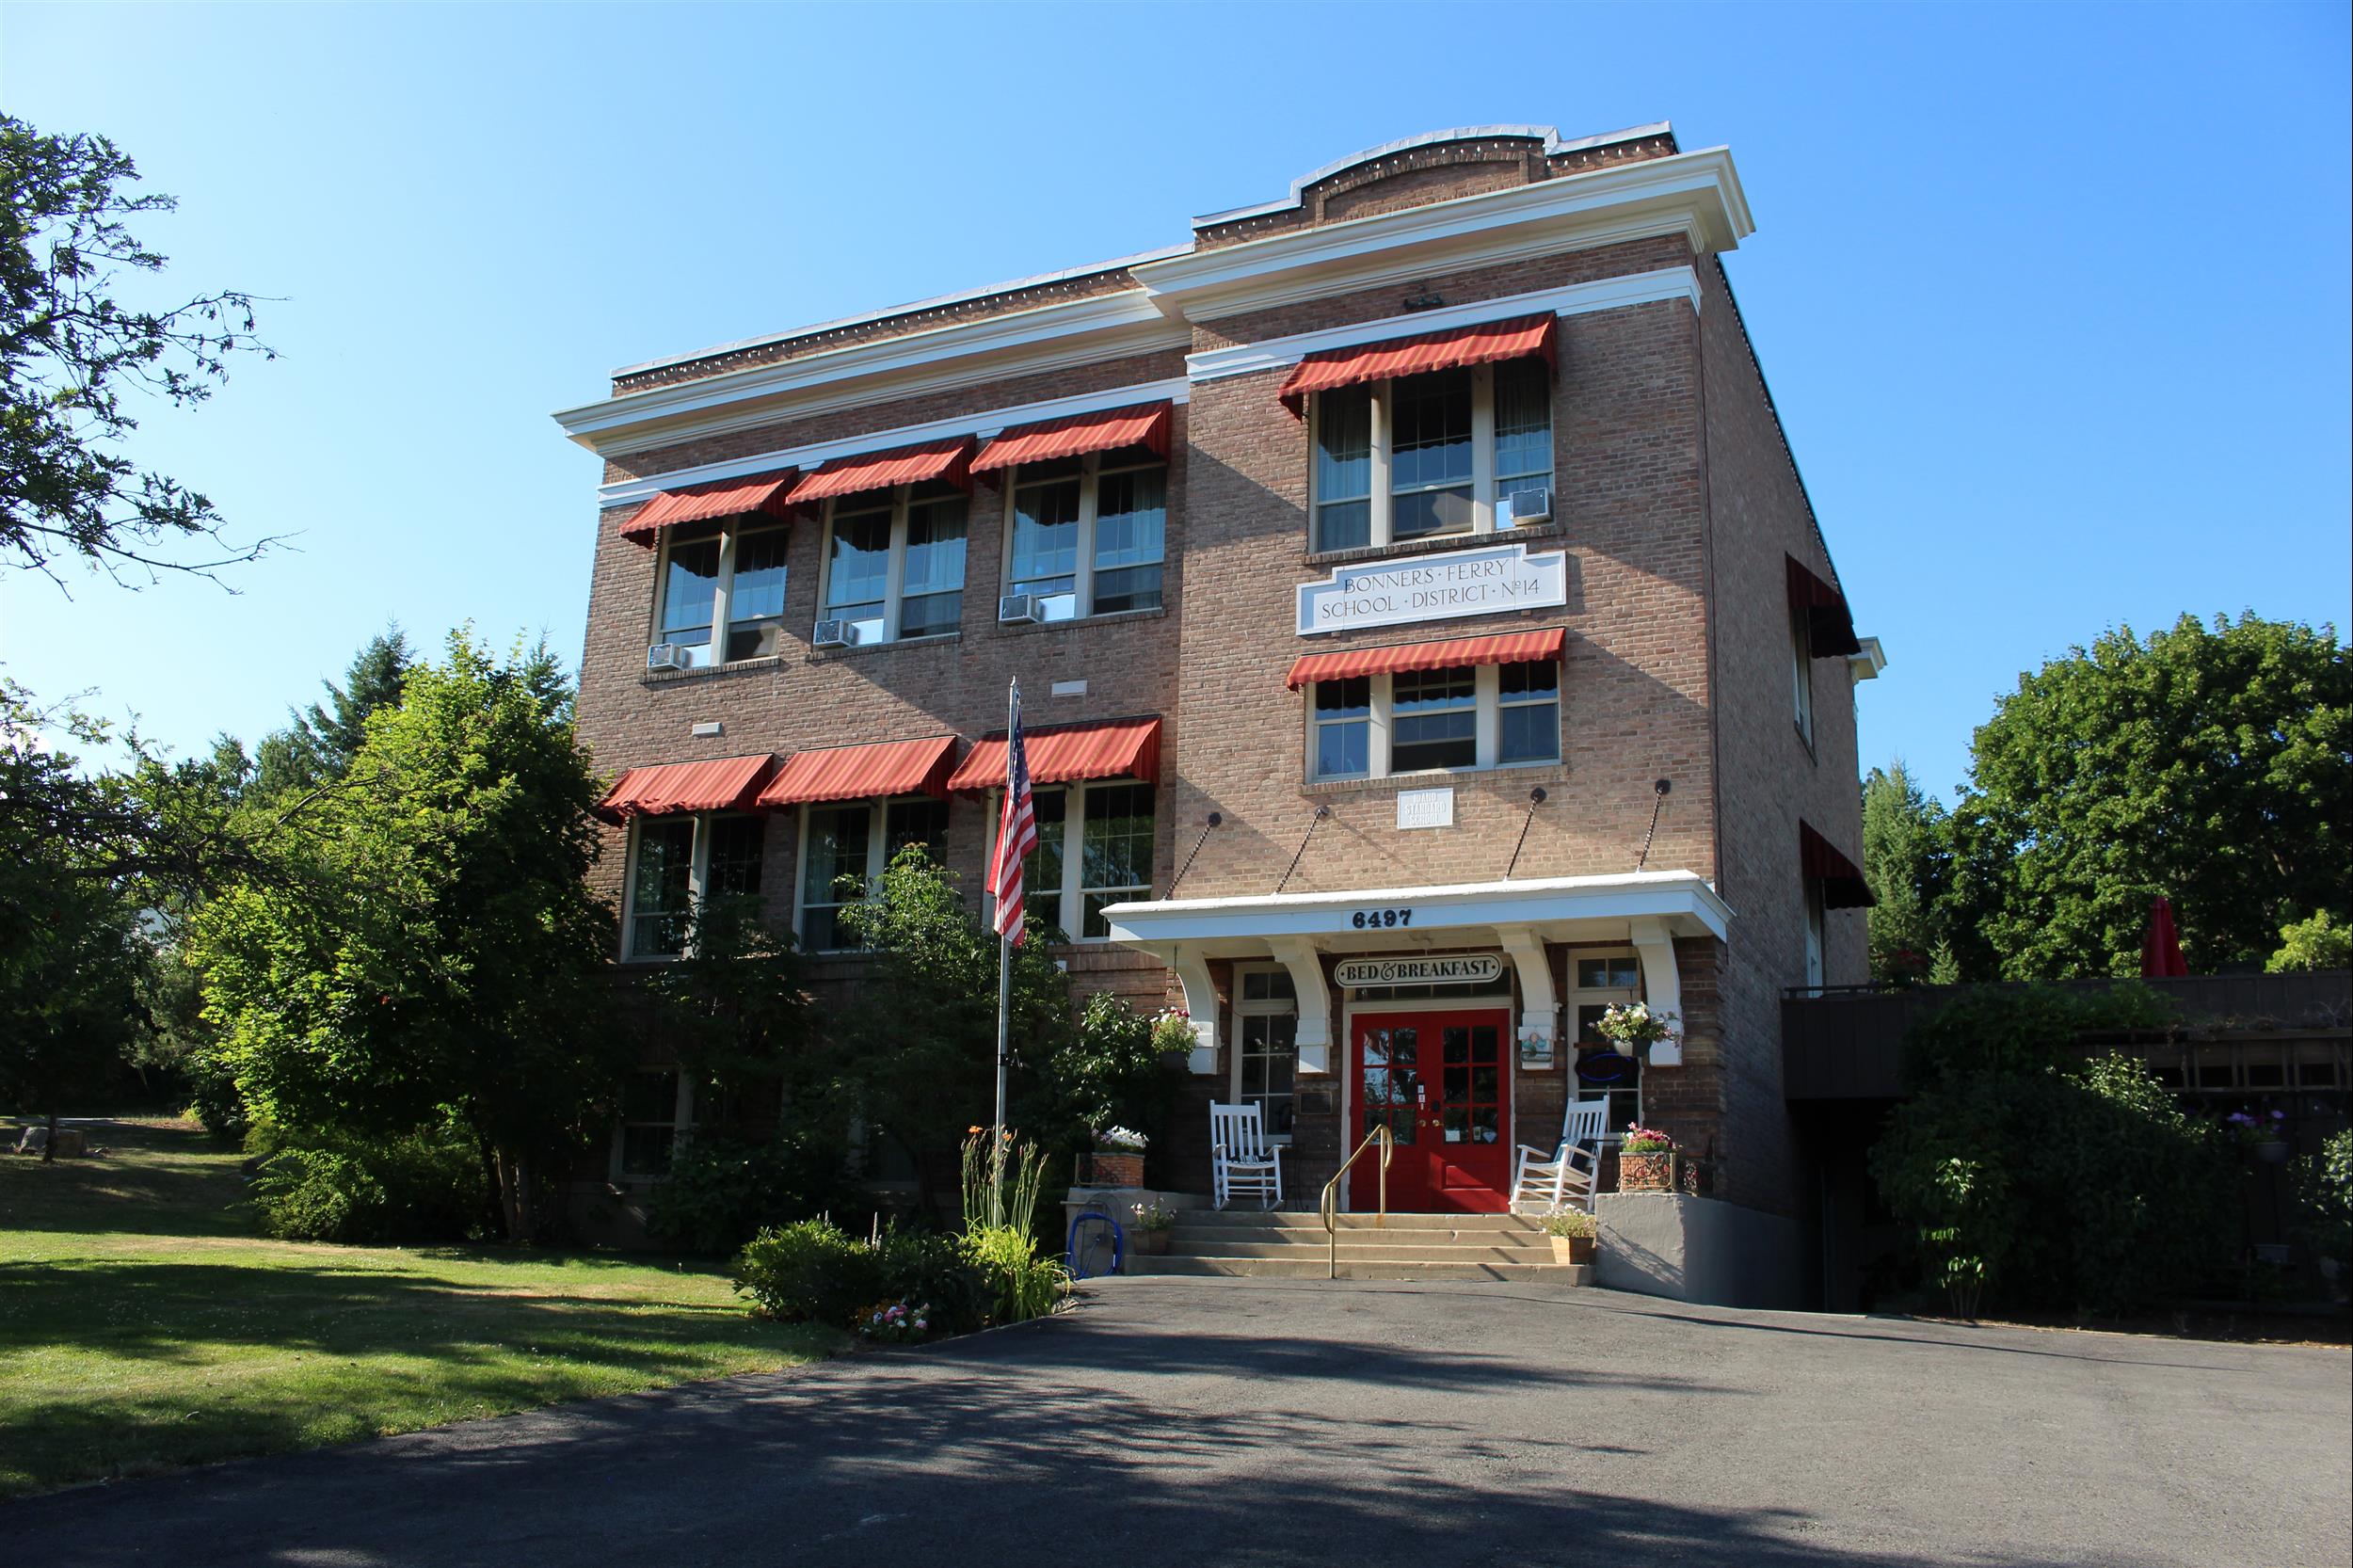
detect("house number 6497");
top-left (1351, 908), bottom-right (1414, 929)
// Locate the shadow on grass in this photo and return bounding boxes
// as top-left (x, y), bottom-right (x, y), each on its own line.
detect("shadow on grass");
top-left (0, 1119), bottom-right (253, 1239)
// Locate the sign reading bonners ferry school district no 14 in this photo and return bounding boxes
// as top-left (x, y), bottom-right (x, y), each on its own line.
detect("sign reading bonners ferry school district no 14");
top-left (1297, 541), bottom-right (1569, 636)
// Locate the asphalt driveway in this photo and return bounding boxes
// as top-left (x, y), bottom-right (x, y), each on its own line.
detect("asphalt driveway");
top-left (7, 1278), bottom-right (2347, 1566)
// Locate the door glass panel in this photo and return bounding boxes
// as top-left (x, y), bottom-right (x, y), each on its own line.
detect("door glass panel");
top-left (1471, 1026), bottom-right (1499, 1063)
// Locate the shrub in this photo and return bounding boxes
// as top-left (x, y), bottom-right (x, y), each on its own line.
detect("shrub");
top-left (732, 1217), bottom-right (884, 1325)
top-left (966, 1223), bottom-right (1070, 1324)
top-left (878, 1227), bottom-right (992, 1335)
top-left (248, 1125), bottom-right (486, 1243)
top-left (2297, 1128), bottom-right (2353, 1273)
top-left (648, 1125), bottom-right (863, 1256)
top-left (1872, 1049), bottom-right (2233, 1316)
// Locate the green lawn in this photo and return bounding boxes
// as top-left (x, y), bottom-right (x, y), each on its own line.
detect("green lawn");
top-left (0, 1118), bottom-right (840, 1499)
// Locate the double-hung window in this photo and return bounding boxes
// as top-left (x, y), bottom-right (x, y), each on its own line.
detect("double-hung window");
top-left (989, 780), bottom-right (1155, 940)
top-left (654, 522), bottom-right (790, 668)
top-left (819, 481), bottom-right (968, 645)
top-left (1006, 455), bottom-right (1167, 622)
top-left (1309, 359), bottom-right (1554, 553)
top-left (795, 797), bottom-right (950, 952)
top-left (1307, 662), bottom-right (1561, 782)
top-left (616, 1069), bottom-right (696, 1178)
top-left (1569, 953), bottom-right (1644, 1134)
top-left (622, 813), bottom-right (766, 961)
top-left (1234, 968), bottom-right (1300, 1140)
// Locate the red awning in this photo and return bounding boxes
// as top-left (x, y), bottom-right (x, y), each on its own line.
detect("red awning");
top-left (617, 470), bottom-right (798, 548)
top-left (756, 735), bottom-right (959, 808)
top-left (1278, 313), bottom-right (1557, 417)
top-left (784, 438), bottom-right (975, 507)
top-left (1786, 556), bottom-right (1863, 658)
top-left (969, 403), bottom-right (1173, 475)
top-left (1801, 821), bottom-right (1874, 909)
top-left (945, 716), bottom-right (1162, 794)
top-left (595, 754), bottom-right (776, 823)
top-left (1286, 628), bottom-right (1566, 691)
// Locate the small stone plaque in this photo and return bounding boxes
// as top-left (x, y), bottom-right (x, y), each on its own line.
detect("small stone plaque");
top-left (1397, 787), bottom-right (1454, 830)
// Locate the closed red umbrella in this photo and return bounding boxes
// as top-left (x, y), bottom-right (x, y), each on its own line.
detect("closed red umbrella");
top-left (2140, 895), bottom-right (2189, 978)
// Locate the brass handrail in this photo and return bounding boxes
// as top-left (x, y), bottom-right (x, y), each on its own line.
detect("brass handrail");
top-left (1318, 1124), bottom-right (1395, 1280)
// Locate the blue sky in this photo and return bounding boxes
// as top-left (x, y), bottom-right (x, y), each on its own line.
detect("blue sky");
top-left (3, 2), bottom-right (2345, 804)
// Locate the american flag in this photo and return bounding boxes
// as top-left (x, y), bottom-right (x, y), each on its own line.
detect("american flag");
top-left (987, 683), bottom-right (1037, 945)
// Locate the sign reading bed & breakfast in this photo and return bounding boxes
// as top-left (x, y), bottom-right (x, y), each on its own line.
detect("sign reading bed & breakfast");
top-left (1335, 954), bottom-right (1506, 987)
top-left (1296, 541), bottom-right (1568, 636)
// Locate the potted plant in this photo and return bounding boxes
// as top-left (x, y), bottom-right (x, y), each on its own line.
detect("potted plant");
top-left (1093, 1126), bottom-right (1148, 1188)
top-left (1129, 1199), bottom-right (1175, 1256)
top-left (2226, 1108), bottom-right (2291, 1164)
top-left (1618, 1124), bottom-right (1676, 1192)
top-left (1594, 1000), bottom-right (1680, 1061)
top-left (1537, 1206), bottom-right (1598, 1264)
top-left (1149, 1007), bottom-right (1197, 1056)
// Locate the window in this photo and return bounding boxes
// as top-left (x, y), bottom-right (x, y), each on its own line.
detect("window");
top-left (1305, 661), bottom-right (1560, 781)
top-left (1790, 603), bottom-right (1815, 747)
top-left (616, 1069), bottom-right (693, 1178)
top-left (1308, 360), bottom-right (1552, 553)
top-left (994, 779), bottom-right (1155, 941)
top-left (1802, 883), bottom-right (1826, 993)
top-left (1006, 455), bottom-right (1167, 621)
top-left (818, 482), bottom-right (968, 645)
top-left (653, 522), bottom-right (789, 668)
top-left (795, 796), bottom-right (950, 951)
top-left (1570, 952), bottom-right (1644, 1134)
top-left (623, 813), bottom-right (767, 961)
top-left (1234, 968), bottom-right (1299, 1139)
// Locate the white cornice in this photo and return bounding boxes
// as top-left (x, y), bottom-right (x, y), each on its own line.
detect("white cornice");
top-left (594, 378), bottom-right (1191, 510)
top-left (555, 291), bottom-right (1186, 457)
top-left (1186, 267), bottom-right (1703, 383)
top-left (1136, 148), bottom-right (1751, 323)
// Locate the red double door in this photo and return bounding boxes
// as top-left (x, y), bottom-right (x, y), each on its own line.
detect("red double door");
top-left (1349, 1008), bottom-right (1513, 1213)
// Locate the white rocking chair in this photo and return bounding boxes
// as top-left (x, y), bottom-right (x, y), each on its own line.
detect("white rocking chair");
top-left (1512, 1097), bottom-right (1610, 1214)
top-left (1209, 1101), bottom-right (1283, 1210)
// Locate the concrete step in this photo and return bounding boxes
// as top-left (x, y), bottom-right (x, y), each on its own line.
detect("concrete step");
top-left (1175, 1210), bottom-right (1542, 1232)
top-left (1169, 1224), bottom-right (1548, 1249)
top-left (1165, 1240), bottom-right (1555, 1263)
top-left (1127, 1255), bottom-right (1591, 1283)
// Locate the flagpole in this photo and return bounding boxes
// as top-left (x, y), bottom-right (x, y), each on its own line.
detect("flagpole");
top-left (992, 677), bottom-right (1016, 1228)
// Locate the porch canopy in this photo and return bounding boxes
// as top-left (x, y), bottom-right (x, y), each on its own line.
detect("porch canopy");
top-left (1100, 869), bottom-right (1730, 1074)
top-left (618, 469), bottom-right (798, 547)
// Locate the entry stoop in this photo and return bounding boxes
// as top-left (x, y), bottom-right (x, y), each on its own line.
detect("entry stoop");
top-left (1127, 1209), bottom-right (1591, 1283)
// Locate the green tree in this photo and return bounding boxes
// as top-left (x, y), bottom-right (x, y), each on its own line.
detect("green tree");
top-left (191, 632), bottom-right (625, 1240)
top-left (2266, 910), bottom-right (2351, 973)
top-left (1861, 760), bottom-right (1952, 984)
top-left (1, 114), bottom-right (274, 584)
top-left (249, 628), bottom-right (414, 799)
top-left (1946, 614), bottom-right (2351, 979)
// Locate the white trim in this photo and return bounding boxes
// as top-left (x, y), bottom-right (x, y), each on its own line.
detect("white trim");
top-left (1172, 946), bottom-right (1220, 1073)
top-left (1189, 268), bottom-right (1703, 384)
top-left (1849, 635), bottom-right (1887, 681)
top-left (1136, 149), bottom-right (1750, 323)
top-left (1265, 936), bottom-right (1331, 1069)
top-left (557, 293), bottom-right (1189, 456)
top-left (595, 379), bottom-right (1190, 512)
top-left (610, 246), bottom-right (1195, 379)
top-left (1193, 123), bottom-right (1674, 227)
top-left (1626, 917), bottom-right (1685, 1068)
top-left (1104, 871), bottom-right (1732, 957)
top-left (1497, 925), bottom-right (1558, 1050)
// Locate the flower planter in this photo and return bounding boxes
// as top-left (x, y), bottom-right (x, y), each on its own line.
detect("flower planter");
top-left (1548, 1235), bottom-right (1594, 1265)
top-left (1131, 1227), bottom-right (1170, 1256)
top-left (1091, 1151), bottom-right (1145, 1187)
top-left (1619, 1151), bottom-right (1674, 1192)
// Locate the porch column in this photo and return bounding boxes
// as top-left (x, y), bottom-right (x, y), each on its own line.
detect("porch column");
top-left (1497, 925), bottom-right (1559, 1055)
top-left (1628, 916), bottom-right (1684, 1067)
top-left (1265, 936), bottom-right (1331, 1074)
top-left (1171, 945), bottom-right (1221, 1076)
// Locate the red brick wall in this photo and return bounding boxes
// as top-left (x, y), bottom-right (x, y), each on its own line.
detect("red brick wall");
top-left (1691, 256), bottom-right (1870, 1216)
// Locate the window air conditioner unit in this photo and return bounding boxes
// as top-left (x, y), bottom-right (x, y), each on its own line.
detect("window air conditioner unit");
top-left (1501, 485), bottom-right (1552, 526)
top-left (811, 619), bottom-right (859, 648)
top-left (998, 594), bottom-right (1040, 625)
top-left (646, 643), bottom-right (689, 672)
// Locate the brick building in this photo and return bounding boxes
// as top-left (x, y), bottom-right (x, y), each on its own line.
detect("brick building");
top-left (556, 124), bottom-right (1881, 1294)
